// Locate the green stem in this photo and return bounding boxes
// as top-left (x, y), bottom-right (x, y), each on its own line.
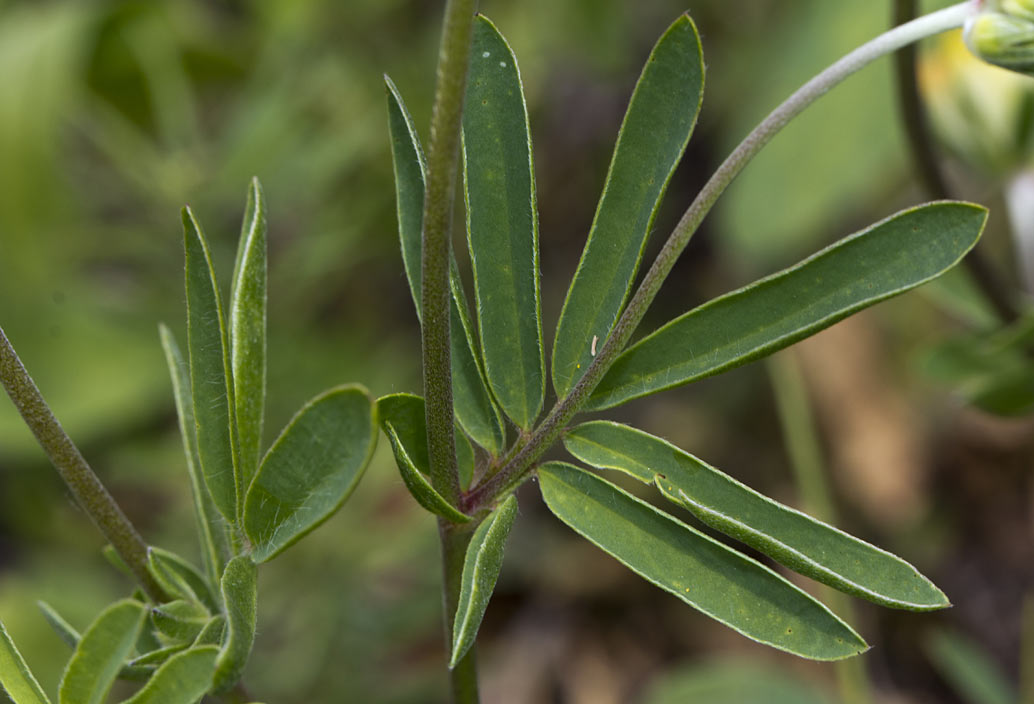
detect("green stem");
top-left (422, 0), bottom-right (477, 507)
top-left (425, 1), bottom-right (479, 701)
top-left (464, 2), bottom-right (974, 513)
top-left (0, 326), bottom-right (170, 603)
top-left (892, 0), bottom-right (1020, 324)
top-left (767, 352), bottom-right (872, 704)
top-left (440, 521), bottom-right (479, 703)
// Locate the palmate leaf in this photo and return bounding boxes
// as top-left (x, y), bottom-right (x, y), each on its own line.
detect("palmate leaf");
top-left (59, 599), bottom-right (147, 704)
top-left (183, 207), bottom-right (239, 521)
top-left (462, 15), bottom-right (544, 429)
top-left (551, 13), bottom-right (704, 400)
top-left (385, 76), bottom-right (506, 456)
top-left (450, 494), bottom-right (518, 668)
top-left (0, 619), bottom-right (52, 704)
top-left (228, 177), bottom-right (267, 493)
top-left (538, 463), bottom-right (867, 660)
top-left (564, 421), bottom-right (949, 611)
top-left (243, 385), bottom-right (376, 563)
top-left (589, 202), bottom-right (988, 410)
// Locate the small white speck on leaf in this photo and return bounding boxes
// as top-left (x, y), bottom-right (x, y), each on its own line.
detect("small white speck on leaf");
top-left (500, 61), bottom-right (507, 68)
top-left (591, 335), bottom-right (598, 356)
top-left (482, 51), bottom-right (490, 58)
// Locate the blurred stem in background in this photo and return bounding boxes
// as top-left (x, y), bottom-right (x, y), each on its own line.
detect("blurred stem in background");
top-left (891, 0), bottom-right (1022, 323)
top-left (768, 351), bottom-right (873, 704)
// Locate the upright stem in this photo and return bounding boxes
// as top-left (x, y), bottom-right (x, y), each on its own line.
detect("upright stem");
top-left (0, 327), bottom-right (169, 603)
top-left (422, 0), bottom-right (476, 506)
top-left (424, 1), bottom-right (479, 701)
top-left (892, 0), bottom-right (1020, 323)
top-left (465, 2), bottom-right (975, 512)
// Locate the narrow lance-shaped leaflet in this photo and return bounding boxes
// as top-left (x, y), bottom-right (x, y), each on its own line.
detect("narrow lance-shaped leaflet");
top-left (564, 421), bottom-right (949, 610)
top-left (589, 202), bottom-right (988, 410)
top-left (159, 325), bottom-right (230, 586)
top-left (538, 462), bottom-right (868, 660)
top-left (377, 393), bottom-right (476, 492)
top-left (183, 207), bottom-right (240, 521)
top-left (58, 599), bottom-right (147, 704)
top-left (228, 177), bottom-right (267, 496)
top-left (0, 620), bottom-right (52, 704)
top-left (450, 494), bottom-right (518, 668)
top-left (551, 13), bottom-right (704, 400)
top-left (462, 15), bottom-right (544, 429)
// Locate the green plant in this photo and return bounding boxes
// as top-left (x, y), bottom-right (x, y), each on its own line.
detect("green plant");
top-left (1, 1), bottom-right (1031, 702)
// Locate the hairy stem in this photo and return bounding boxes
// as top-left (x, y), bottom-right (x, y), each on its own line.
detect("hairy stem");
top-left (423, 0), bottom-right (476, 507)
top-left (0, 327), bottom-right (169, 603)
top-left (465, 2), bottom-right (975, 512)
top-left (892, 0), bottom-right (1020, 323)
top-left (425, 0), bottom-right (479, 700)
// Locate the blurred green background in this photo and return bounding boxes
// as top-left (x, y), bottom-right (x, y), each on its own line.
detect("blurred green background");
top-left (1, 0), bottom-right (1032, 702)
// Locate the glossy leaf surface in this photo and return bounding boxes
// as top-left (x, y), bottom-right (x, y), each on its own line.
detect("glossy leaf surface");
top-left (565, 422), bottom-right (949, 610)
top-left (213, 556), bottom-right (257, 694)
top-left (59, 599), bottom-right (147, 704)
top-left (384, 423), bottom-right (471, 523)
top-left (537, 463), bottom-right (867, 660)
top-left (450, 494), bottom-right (518, 668)
top-left (385, 76), bottom-right (506, 455)
top-left (463, 15), bottom-right (544, 429)
top-left (0, 620), bottom-right (52, 704)
top-left (159, 325), bottom-right (229, 585)
top-left (551, 14), bottom-right (704, 399)
top-left (183, 207), bottom-right (239, 520)
top-left (146, 547), bottom-right (219, 614)
top-left (121, 645), bottom-right (219, 704)
top-left (589, 203), bottom-right (988, 409)
top-left (229, 177), bottom-right (267, 491)
top-left (244, 385), bottom-right (376, 562)
top-left (377, 393), bottom-right (475, 491)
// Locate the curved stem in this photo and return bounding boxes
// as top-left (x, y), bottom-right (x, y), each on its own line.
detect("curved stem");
top-left (0, 327), bottom-right (170, 603)
top-left (465, 2), bottom-right (975, 512)
top-left (892, 0), bottom-right (1020, 323)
